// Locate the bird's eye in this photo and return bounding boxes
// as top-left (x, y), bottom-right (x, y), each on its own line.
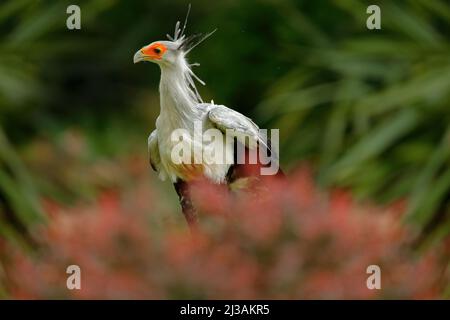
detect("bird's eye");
top-left (153, 47), bottom-right (161, 54)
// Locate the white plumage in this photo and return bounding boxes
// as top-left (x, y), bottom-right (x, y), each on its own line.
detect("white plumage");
top-left (135, 12), bottom-right (264, 185)
top-left (134, 6), bottom-right (282, 228)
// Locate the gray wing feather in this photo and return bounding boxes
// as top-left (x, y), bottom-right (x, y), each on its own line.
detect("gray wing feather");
top-left (148, 130), bottom-right (161, 172)
top-left (207, 104), bottom-right (268, 150)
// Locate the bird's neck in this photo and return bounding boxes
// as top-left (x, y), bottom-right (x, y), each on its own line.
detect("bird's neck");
top-left (158, 59), bottom-right (201, 126)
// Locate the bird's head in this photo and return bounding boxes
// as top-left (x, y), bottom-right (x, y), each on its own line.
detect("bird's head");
top-left (133, 40), bottom-right (179, 66)
top-left (133, 5), bottom-right (215, 68)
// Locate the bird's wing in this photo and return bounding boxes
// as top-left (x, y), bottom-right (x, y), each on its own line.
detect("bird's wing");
top-left (148, 129), bottom-right (161, 172)
top-left (207, 104), bottom-right (283, 187)
top-left (207, 104), bottom-right (268, 150)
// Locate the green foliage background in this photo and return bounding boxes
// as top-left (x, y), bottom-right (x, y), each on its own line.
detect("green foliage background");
top-left (0, 0), bottom-right (449, 250)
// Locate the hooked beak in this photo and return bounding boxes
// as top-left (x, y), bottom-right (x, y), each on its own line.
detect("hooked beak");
top-left (133, 49), bottom-right (146, 64)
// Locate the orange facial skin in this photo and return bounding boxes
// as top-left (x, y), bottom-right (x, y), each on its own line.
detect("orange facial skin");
top-left (141, 43), bottom-right (167, 60)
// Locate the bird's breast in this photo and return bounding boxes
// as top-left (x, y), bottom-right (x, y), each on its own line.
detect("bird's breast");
top-left (156, 119), bottom-right (233, 183)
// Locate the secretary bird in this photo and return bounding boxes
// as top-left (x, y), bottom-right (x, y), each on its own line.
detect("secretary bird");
top-left (134, 6), bottom-right (283, 229)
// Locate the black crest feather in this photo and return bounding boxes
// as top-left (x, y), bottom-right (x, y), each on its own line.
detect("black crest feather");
top-left (178, 29), bottom-right (217, 54)
top-left (166, 4), bottom-right (216, 54)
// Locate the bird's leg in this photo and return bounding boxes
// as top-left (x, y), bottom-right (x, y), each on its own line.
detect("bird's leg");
top-left (173, 180), bottom-right (198, 231)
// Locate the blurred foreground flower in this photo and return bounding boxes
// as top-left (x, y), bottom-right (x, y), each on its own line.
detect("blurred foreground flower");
top-left (2, 166), bottom-right (448, 299)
